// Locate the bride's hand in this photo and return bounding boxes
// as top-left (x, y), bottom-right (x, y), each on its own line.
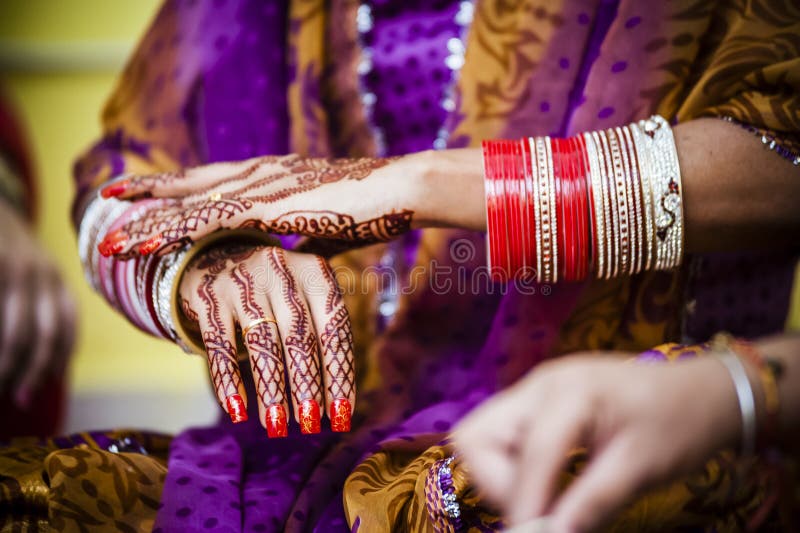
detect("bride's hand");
top-left (97, 154), bottom-right (416, 258)
top-left (179, 244), bottom-right (355, 437)
top-left (96, 149), bottom-right (488, 258)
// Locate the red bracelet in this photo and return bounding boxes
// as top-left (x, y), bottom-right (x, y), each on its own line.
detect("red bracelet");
top-left (565, 136), bottom-right (577, 281)
top-left (522, 138), bottom-right (537, 276)
top-left (482, 141), bottom-right (503, 279)
top-left (572, 135), bottom-right (590, 280)
top-left (575, 133), bottom-right (595, 278)
top-left (512, 139), bottom-right (530, 278)
top-left (503, 140), bottom-right (523, 279)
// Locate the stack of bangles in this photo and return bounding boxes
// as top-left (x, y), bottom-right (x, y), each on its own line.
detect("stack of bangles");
top-left (482, 115), bottom-right (683, 282)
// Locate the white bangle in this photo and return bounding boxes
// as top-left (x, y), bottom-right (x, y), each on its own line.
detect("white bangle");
top-left (716, 351), bottom-right (756, 456)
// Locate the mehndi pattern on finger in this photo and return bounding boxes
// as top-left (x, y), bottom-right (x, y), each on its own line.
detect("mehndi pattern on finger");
top-left (268, 249), bottom-right (323, 407)
top-left (197, 272), bottom-right (243, 412)
top-left (317, 258), bottom-right (356, 402)
top-left (230, 262), bottom-right (288, 412)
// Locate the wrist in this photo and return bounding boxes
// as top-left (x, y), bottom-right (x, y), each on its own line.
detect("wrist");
top-left (407, 148), bottom-right (486, 231)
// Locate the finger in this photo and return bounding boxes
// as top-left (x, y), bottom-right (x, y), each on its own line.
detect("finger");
top-left (229, 260), bottom-right (289, 438)
top-left (267, 248), bottom-right (324, 435)
top-left (550, 437), bottom-right (644, 533)
top-left (99, 156), bottom-right (283, 200)
top-left (300, 256), bottom-right (355, 432)
top-left (452, 396), bottom-right (528, 505)
top-left (196, 272), bottom-right (249, 423)
top-left (14, 268), bottom-right (59, 408)
top-left (133, 198), bottom-right (247, 257)
top-left (0, 263), bottom-right (33, 389)
top-left (507, 405), bottom-right (585, 526)
top-left (96, 199), bottom-right (184, 258)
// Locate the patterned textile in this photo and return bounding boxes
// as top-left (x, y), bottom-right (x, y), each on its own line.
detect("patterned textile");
top-left (27, 0), bottom-right (798, 531)
top-left (0, 431), bottom-right (170, 531)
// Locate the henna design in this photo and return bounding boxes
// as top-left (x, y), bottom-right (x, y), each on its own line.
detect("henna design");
top-left (108, 155), bottom-right (405, 257)
top-left (320, 304), bottom-right (355, 400)
top-left (161, 198), bottom-right (253, 241)
top-left (279, 155), bottom-right (395, 185)
top-left (203, 330), bottom-right (241, 399)
top-left (197, 271), bottom-right (242, 402)
top-left (198, 273), bottom-right (224, 330)
top-left (261, 210), bottom-right (413, 243)
top-left (230, 263), bottom-right (262, 318)
top-left (133, 156), bottom-right (282, 196)
top-left (268, 248), bottom-right (322, 404)
top-left (317, 258), bottom-right (355, 401)
top-left (191, 243), bottom-right (260, 273)
top-left (122, 199), bottom-right (186, 242)
top-left (179, 296), bottom-right (199, 324)
top-left (229, 262), bottom-right (289, 409)
top-left (319, 257), bottom-right (341, 314)
top-left (245, 322), bottom-right (287, 409)
top-left (132, 169), bottom-right (186, 191)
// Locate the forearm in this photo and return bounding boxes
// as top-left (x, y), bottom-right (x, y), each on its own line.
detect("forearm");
top-left (408, 118), bottom-right (800, 252)
top-left (677, 118), bottom-right (800, 252)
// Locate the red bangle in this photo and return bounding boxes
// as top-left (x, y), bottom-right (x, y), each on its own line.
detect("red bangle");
top-left (502, 140), bottom-right (523, 279)
top-left (511, 139), bottom-right (529, 278)
top-left (571, 135), bottom-right (589, 280)
top-left (564, 136), bottom-right (577, 281)
top-left (567, 138), bottom-right (581, 281)
top-left (482, 141), bottom-right (503, 279)
top-left (575, 133), bottom-right (595, 278)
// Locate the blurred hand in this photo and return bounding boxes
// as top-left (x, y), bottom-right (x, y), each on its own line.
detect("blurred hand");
top-left (453, 354), bottom-right (744, 532)
top-left (0, 201), bottom-right (77, 408)
top-left (97, 155), bottom-right (416, 258)
top-left (179, 244), bottom-right (355, 437)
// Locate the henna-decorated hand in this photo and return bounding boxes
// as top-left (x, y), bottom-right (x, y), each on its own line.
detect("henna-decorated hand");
top-left (180, 244), bottom-right (355, 436)
top-left (97, 154), bottom-right (419, 258)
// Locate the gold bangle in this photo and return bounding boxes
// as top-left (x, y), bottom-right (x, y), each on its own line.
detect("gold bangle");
top-left (168, 229), bottom-right (281, 355)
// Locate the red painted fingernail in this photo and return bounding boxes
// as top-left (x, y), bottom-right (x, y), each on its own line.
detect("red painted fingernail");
top-left (98, 230), bottom-right (128, 257)
top-left (100, 179), bottom-right (130, 199)
top-left (265, 404), bottom-right (288, 438)
top-left (226, 394), bottom-right (248, 423)
top-left (138, 233), bottom-right (163, 255)
top-left (298, 399), bottom-right (321, 435)
top-left (330, 398), bottom-right (352, 433)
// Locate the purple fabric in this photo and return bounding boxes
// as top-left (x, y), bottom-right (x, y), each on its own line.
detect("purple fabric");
top-left (362, 0), bottom-right (462, 156)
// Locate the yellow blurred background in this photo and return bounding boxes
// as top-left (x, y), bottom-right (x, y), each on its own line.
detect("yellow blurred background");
top-left (0, 0), bottom-right (216, 433)
top-left (0, 0), bottom-right (798, 435)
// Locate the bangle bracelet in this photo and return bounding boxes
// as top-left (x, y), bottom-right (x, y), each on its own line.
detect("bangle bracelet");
top-left (716, 351), bottom-right (757, 456)
top-left (713, 333), bottom-right (783, 449)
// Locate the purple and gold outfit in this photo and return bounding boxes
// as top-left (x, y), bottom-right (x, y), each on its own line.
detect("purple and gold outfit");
top-left (1, 0), bottom-right (799, 531)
